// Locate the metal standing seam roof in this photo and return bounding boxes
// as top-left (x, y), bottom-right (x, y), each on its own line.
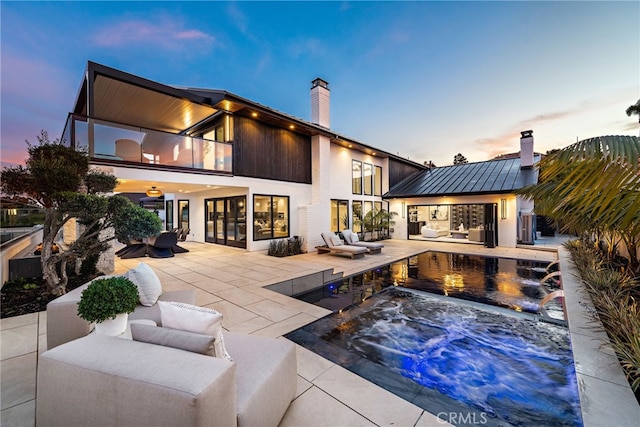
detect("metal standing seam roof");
top-left (384, 156), bottom-right (540, 198)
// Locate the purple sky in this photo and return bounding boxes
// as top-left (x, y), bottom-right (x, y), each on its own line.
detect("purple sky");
top-left (1, 1), bottom-right (638, 168)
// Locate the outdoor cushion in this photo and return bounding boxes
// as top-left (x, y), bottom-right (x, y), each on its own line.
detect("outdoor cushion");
top-left (130, 323), bottom-right (216, 356)
top-left (126, 262), bottom-right (163, 306)
top-left (158, 301), bottom-right (232, 361)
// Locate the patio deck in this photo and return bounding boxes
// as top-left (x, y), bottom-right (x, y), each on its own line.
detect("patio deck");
top-left (2, 238), bottom-right (637, 426)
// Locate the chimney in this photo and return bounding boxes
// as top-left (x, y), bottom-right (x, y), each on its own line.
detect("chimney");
top-left (311, 78), bottom-right (330, 128)
top-left (520, 130), bottom-right (534, 169)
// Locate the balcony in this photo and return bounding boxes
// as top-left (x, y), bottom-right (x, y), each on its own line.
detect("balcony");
top-left (62, 114), bottom-right (233, 174)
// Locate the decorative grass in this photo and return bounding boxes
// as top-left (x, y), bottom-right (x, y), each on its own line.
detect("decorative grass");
top-left (564, 239), bottom-right (640, 398)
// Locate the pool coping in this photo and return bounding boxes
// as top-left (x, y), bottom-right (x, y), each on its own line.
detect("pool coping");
top-left (558, 247), bottom-right (640, 426)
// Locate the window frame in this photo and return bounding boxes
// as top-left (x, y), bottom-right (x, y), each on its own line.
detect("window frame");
top-left (253, 194), bottom-right (290, 241)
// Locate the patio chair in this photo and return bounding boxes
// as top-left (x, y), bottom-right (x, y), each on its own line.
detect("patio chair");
top-left (318, 232), bottom-right (367, 259)
top-left (117, 242), bottom-right (148, 259)
top-left (147, 232), bottom-right (177, 258)
top-left (342, 229), bottom-right (384, 254)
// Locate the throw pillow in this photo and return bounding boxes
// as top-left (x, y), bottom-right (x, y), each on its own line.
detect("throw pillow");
top-left (126, 262), bottom-right (163, 306)
top-left (158, 301), bottom-right (232, 361)
top-left (330, 234), bottom-right (342, 246)
top-left (351, 232), bottom-right (360, 242)
top-left (130, 323), bottom-right (216, 356)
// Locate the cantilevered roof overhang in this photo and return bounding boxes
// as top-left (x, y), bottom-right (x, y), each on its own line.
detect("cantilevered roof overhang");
top-left (384, 156), bottom-right (540, 199)
top-left (71, 61), bottom-right (426, 168)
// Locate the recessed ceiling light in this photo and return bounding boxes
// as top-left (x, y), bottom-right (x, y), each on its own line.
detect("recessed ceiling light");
top-left (251, 112), bottom-right (258, 117)
top-left (289, 124), bottom-right (295, 129)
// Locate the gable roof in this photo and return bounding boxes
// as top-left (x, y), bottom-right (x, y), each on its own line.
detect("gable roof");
top-left (384, 156), bottom-right (540, 198)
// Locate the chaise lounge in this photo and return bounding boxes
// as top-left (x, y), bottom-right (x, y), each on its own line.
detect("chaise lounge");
top-left (341, 229), bottom-right (384, 254)
top-left (318, 232), bottom-right (367, 259)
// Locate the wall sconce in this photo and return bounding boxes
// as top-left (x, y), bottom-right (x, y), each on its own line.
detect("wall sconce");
top-left (146, 186), bottom-right (162, 197)
top-left (500, 198), bottom-right (507, 220)
top-left (401, 202), bottom-right (406, 218)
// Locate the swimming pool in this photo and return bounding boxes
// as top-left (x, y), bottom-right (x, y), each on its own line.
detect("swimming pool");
top-left (285, 253), bottom-right (581, 426)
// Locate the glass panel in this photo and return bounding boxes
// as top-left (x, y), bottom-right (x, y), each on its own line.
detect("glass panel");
top-left (352, 160), bottom-right (362, 194)
top-left (166, 200), bottom-right (174, 231)
top-left (73, 117), bottom-right (89, 153)
top-left (216, 200), bottom-right (225, 242)
top-left (237, 198), bottom-right (246, 242)
top-left (272, 196), bottom-right (288, 238)
top-left (92, 119), bottom-right (145, 161)
top-left (205, 200), bottom-right (215, 242)
top-left (352, 201), bottom-right (363, 233)
top-left (339, 200), bottom-right (349, 231)
top-left (363, 163), bottom-right (373, 195)
top-left (227, 199), bottom-right (237, 242)
top-left (178, 200), bottom-right (189, 230)
top-left (331, 200), bottom-right (339, 233)
top-left (254, 195), bottom-right (271, 240)
top-left (374, 166), bottom-right (382, 196)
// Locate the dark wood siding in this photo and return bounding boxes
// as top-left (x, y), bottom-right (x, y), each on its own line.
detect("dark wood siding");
top-left (233, 117), bottom-right (312, 183)
top-left (389, 158), bottom-right (424, 188)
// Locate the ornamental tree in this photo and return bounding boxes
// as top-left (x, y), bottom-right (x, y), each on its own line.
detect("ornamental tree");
top-left (1, 131), bottom-right (161, 295)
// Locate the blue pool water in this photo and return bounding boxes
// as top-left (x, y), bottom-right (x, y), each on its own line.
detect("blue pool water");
top-left (285, 253), bottom-right (581, 427)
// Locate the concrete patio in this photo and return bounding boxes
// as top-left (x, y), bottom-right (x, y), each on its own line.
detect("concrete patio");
top-left (2, 238), bottom-right (638, 426)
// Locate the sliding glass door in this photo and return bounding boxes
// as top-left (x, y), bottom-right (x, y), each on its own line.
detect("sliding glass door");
top-left (205, 196), bottom-right (246, 248)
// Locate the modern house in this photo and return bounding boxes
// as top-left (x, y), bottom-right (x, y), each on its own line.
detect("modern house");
top-left (384, 131), bottom-right (541, 248)
top-left (62, 61), bottom-right (425, 252)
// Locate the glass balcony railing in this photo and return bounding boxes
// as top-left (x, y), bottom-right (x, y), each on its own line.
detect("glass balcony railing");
top-left (62, 114), bottom-right (233, 173)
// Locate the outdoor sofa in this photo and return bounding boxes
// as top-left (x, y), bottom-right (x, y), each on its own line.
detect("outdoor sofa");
top-left (39, 263), bottom-right (297, 427)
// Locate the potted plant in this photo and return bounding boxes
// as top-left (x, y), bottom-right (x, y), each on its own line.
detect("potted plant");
top-left (77, 276), bottom-right (139, 336)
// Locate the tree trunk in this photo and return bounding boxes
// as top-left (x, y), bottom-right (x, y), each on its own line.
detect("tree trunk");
top-left (41, 207), bottom-right (66, 296)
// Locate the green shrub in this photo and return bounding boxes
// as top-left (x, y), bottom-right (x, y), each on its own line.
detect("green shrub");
top-left (267, 237), bottom-right (305, 257)
top-left (77, 277), bottom-right (139, 323)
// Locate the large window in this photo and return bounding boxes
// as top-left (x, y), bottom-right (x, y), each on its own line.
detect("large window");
top-left (253, 195), bottom-right (289, 240)
top-left (363, 163), bottom-right (373, 195)
top-left (352, 160), bottom-right (362, 194)
top-left (374, 165), bottom-right (383, 196)
top-left (331, 199), bottom-right (349, 232)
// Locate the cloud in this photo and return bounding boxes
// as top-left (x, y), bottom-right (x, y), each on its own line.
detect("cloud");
top-left (91, 16), bottom-right (215, 50)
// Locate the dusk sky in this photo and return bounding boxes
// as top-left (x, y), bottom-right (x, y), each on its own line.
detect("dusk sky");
top-left (1, 1), bottom-right (638, 168)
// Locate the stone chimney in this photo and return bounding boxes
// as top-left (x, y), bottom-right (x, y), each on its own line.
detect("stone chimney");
top-left (311, 78), bottom-right (330, 128)
top-left (520, 130), bottom-right (534, 169)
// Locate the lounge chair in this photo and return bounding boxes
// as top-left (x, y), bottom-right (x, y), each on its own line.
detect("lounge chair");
top-left (318, 232), bottom-right (367, 259)
top-left (342, 229), bottom-right (384, 254)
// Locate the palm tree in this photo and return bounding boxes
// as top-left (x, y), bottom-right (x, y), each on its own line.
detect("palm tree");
top-left (518, 135), bottom-right (640, 272)
top-left (626, 99), bottom-right (640, 123)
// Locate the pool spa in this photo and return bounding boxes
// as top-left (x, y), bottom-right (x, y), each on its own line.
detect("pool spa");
top-left (285, 252), bottom-right (582, 427)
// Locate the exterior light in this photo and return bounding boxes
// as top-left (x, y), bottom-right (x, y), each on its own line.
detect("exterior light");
top-left (289, 125), bottom-right (295, 129)
top-left (251, 112), bottom-right (258, 117)
top-left (146, 186), bottom-right (162, 197)
top-left (500, 198), bottom-right (507, 220)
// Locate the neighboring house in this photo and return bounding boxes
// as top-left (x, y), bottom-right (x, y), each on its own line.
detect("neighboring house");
top-left (62, 61), bottom-right (424, 251)
top-left (384, 131), bottom-right (541, 248)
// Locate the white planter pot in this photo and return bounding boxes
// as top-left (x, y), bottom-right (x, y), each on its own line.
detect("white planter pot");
top-left (94, 313), bottom-right (129, 336)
